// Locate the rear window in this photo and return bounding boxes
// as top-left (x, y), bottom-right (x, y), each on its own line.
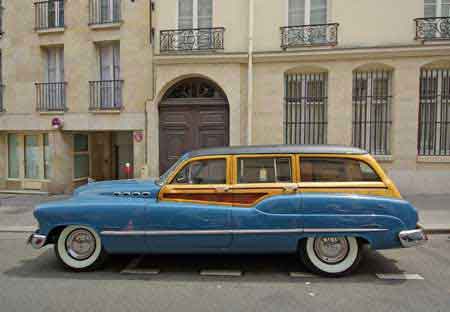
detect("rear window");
top-left (237, 157), bottom-right (292, 183)
top-left (300, 158), bottom-right (381, 182)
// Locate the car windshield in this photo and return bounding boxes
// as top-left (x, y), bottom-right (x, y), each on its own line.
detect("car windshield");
top-left (156, 154), bottom-right (189, 186)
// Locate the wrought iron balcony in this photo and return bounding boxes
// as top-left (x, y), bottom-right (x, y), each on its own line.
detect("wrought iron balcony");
top-left (280, 23), bottom-right (339, 49)
top-left (36, 82), bottom-right (67, 112)
top-left (89, 0), bottom-right (122, 25)
top-left (160, 27), bottom-right (225, 53)
top-left (89, 80), bottom-right (123, 111)
top-left (35, 0), bottom-right (65, 30)
top-left (415, 17), bottom-right (450, 41)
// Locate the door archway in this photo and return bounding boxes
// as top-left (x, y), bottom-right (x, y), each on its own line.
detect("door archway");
top-left (159, 78), bottom-right (230, 174)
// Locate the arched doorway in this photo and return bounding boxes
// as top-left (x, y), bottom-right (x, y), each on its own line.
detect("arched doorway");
top-left (159, 78), bottom-right (230, 174)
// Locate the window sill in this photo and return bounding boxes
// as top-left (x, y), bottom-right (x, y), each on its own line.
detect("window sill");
top-left (38, 111), bottom-right (66, 115)
top-left (417, 156), bottom-right (450, 163)
top-left (36, 27), bottom-right (65, 35)
top-left (89, 109), bottom-right (122, 114)
top-left (373, 155), bottom-right (393, 162)
top-left (89, 22), bottom-right (122, 30)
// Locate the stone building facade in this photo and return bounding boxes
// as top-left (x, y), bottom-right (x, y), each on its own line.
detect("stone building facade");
top-left (1, 0), bottom-right (450, 195)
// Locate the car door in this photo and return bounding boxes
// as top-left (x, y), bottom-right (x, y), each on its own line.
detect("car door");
top-left (229, 155), bottom-right (303, 252)
top-left (147, 156), bottom-right (233, 252)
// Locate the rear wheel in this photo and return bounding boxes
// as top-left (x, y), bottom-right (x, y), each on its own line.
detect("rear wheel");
top-left (299, 236), bottom-right (362, 277)
top-left (54, 225), bottom-right (107, 272)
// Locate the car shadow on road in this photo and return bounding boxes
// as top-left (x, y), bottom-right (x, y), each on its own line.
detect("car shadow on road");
top-left (3, 246), bottom-right (407, 284)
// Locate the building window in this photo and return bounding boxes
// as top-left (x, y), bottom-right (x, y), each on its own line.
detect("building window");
top-left (43, 134), bottom-right (51, 179)
top-left (418, 68), bottom-right (450, 156)
top-left (35, 0), bottom-right (65, 30)
top-left (89, 0), bottom-right (121, 25)
top-left (425, 0), bottom-right (450, 17)
top-left (25, 135), bottom-right (41, 179)
top-left (288, 0), bottom-right (327, 26)
top-left (284, 72), bottom-right (328, 144)
top-left (352, 70), bottom-right (392, 155)
top-left (178, 0), bottom-right (212, 29)
top-left (8, 134), bottom-right (19, 179)
top-left (74, 134), bottom-right (90, 180)
top-left (46, 47), bottom-right (64, 83)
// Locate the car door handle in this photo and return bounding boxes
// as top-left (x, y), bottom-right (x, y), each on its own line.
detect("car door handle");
top-left (215, 186), bottom-right (231, 192)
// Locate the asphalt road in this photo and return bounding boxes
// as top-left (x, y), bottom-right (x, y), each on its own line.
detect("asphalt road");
top-left (0, 233), bottom-right (449, 312)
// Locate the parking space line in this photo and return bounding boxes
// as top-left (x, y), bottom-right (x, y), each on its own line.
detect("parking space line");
top-left (376, 273), bottom-right (424, 280)
top-left (289, 272), bottom-right (317, 278)
top-left (200, 270), bottom-right (243, 277)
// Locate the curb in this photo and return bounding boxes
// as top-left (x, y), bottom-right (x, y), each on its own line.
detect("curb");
top-left (424, 228), bottom-right (450, 235)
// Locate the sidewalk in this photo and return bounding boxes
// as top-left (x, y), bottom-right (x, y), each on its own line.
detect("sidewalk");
top-left (0, 193), bottom-right (449, 233)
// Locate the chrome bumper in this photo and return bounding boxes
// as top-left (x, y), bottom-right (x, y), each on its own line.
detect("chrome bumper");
top-left (399, 225), bottom-right (428, 248)
top-left (27, 233), bottom-right (47, 249)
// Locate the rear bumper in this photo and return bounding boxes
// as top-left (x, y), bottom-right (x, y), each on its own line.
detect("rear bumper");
top-left (399, 224), bottom-right (428, 248)
top-left (27, 233), bottom-right (47, 249)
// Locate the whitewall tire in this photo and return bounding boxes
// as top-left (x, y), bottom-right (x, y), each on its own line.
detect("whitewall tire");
top-left (55, 225), bottom-right (107, 271)
top-left (300, 236), bottom-right (362, 277)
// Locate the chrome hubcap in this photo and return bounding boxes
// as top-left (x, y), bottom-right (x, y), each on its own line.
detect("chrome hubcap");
top-left (65, 229), bottom-right (96, 260)
top-left (313, 237), bottom-right (349, 264)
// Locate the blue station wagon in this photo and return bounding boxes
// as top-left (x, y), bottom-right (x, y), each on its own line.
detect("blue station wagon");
top-left (29, 145), bottom-right (427, 276)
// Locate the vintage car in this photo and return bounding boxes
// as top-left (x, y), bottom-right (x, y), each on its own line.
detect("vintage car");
top-left (29, 145), bottom-right (427, 276)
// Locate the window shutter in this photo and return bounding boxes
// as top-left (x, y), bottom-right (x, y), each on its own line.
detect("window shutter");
top-left (178, 0), bottom-right (193, 29)
top-left (198, 0), bottom-right (212, 28)
top-left (288, 0), bottom-right (305, 26)
top-left (310, 0), bottom-right (327, 24)
top-left (424, 0), bottom-right (437, 17)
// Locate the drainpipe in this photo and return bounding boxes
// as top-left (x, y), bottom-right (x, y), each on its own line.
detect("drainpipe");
top-left (247, 0), bottom-right (254, 146)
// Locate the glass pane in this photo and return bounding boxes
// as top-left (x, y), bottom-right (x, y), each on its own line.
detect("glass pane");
top-left (424, 0), bottom-right (437, 17)
top-left (289, 0), bottom-right (305, 26)
top-left (310, 0), bottom-right (327, 24)
top-left (238, 157), bottom-right (292, 183)
top-left (44, 134), bottom-right (51, 179)
top-left (74, 154), bottom-right (90, 179)
top-left (74, 134), bottom-right (88, 152)
top-left (8, 134), bottom-right (19, 179)
top-left (178, 0), bottom-right (194, 28)
top-left (198, 0), bottom-right (212, 28)
top-left (172, 159), bottom-right (226, 184)
top-left (300, 158), bottom-right (381, 182)
top-left (25, 135), bottom-right (41, 179)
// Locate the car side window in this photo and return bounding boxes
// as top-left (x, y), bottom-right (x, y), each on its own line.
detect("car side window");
top-left (300, 158), bottom-right (381, 182)
top-left (172, 159), bottom-right (227, 185)
top-left (237, 157), bottom-right (292, 183)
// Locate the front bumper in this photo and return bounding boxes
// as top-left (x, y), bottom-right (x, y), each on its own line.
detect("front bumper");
top-left (399, 225), bottom-right (428, 248)
top-left (27, 233), bottom-right (47, 249)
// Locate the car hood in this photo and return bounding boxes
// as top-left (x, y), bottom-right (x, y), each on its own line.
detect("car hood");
top-left (73, 179), bottom-right (162, 199)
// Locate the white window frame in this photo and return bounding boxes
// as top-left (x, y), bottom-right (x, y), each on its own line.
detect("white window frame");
top-left (176, 0), bottom-right (213, 29)
top-left (286, 0), bottom-right (328, 26)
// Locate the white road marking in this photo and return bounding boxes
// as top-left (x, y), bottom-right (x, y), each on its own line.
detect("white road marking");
top-left (289, 272), bottom-right (317, 278)
top-left (376, 273), bottom-right (424, 280)
top-left (120, 256), bottom-right (160, 275)
top-left (200, 270), bottom-right (243, 277)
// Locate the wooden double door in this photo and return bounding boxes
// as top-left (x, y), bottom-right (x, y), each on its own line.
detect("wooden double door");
top-left (159, 99), bottom-right (229, 174)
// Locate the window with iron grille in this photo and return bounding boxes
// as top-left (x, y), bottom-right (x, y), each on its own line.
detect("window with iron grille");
top-left (352, 70), bottom-right (392, 155)
top-left (284, 72), bottom-right (328, 144)
top-left (418, 68), bottom-right (450, 156)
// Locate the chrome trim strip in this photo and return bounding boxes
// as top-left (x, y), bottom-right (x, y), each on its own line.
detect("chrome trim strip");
top-left (101, 228), bottom-right (388, 236)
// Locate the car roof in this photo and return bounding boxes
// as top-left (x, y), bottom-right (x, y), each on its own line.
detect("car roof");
top-left (186, 145), bottom-right (368, 158)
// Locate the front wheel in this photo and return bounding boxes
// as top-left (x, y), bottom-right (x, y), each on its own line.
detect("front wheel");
top-left (55, 225), bottom-right (108, 272)
top-left (299, 236), bottom-right (362, 277)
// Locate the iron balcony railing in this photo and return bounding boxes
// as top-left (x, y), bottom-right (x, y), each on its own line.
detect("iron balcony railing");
top-left (35, 0), bottom-right (65, 30)
top-left (280, 23), bottom-right (339, 49)
top-left (36, 82), bottom-right (67, 112)
top-left (89, 0), bottom-right (122, 25)
top-left (89, 80), bottom-right (123, 111)
top-left (160, 27), bottom-right (225, 52)
top-left (415, 17), bottom-right (450, 41)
